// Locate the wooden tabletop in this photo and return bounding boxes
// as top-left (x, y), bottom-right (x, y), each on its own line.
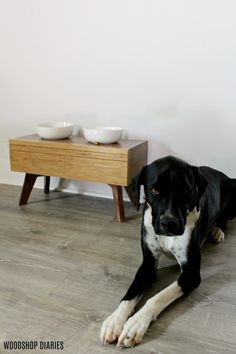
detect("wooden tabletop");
top-left (10, 134), bottom-right (147, 155)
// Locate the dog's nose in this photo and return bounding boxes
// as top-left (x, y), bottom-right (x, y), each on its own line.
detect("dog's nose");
top-left (160, 216), bottom-right (179, 234)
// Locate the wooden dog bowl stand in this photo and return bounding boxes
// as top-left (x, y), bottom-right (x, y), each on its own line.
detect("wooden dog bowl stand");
top-left (9, 135), bottom-right (147, 222)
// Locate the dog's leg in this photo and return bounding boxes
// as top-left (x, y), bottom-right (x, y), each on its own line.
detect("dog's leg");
top-left (117, 244), bottom-right (201, 348)
top-left (100, 254), bottom-right (157, 344)
top-left (117, 280), bottom-right (183, 348)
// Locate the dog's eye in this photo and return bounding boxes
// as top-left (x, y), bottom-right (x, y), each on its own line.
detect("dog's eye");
top-left (151, 188), bottom-right (160, 195)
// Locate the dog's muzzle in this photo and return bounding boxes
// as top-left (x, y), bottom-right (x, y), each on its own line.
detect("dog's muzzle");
top-left (158, 215), bottom-right (184, 236)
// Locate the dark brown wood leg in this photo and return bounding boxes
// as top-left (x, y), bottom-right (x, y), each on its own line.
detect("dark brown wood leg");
top-left (125, 184), bottom-right (137, 207)
top-left (19, 173), bottom-right (38, 205)
top-left (110, 185), bottom-right (125, 222)
top-left (44, 176), bottom-right (50, 194)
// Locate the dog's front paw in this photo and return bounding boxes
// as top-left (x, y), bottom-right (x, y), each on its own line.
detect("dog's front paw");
top-left (100, 300), bottom-right (136, 345)
top-left (100, 311), bottom-right (127, 344)
top-left (117, 308), bottom-right (153, 348)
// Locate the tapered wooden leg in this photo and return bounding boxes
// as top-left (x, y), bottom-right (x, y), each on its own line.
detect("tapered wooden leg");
top-left (19, 173), bottom-right (38, 205)
top-left (110, 185), bottom-right (125, 223)
top-left (44, 176), bottom-right (50, 194)
top-left (125, 184), bottom-right (137, 207)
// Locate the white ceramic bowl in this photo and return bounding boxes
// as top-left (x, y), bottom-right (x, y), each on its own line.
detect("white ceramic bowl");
top-left (83, 126), bottom-right (123, 144)
top-left (37, 122), bottom-right (74, 140)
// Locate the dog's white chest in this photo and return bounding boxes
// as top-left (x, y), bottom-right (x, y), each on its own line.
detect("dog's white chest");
top-left (143, 206), bottom-right (199, 265)
top-left (157, 233), bottom-right (190, 264)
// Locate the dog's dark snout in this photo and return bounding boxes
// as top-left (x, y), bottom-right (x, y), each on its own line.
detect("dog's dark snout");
top-left (160, 216), bottom-right (179, 234)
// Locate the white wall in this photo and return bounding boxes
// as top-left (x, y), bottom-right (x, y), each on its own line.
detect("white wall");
top-left (1, 0), bottom-right (236, 198)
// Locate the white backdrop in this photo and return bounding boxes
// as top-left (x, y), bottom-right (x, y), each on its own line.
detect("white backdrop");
top-left (1, 0), bottom-right (236, 198)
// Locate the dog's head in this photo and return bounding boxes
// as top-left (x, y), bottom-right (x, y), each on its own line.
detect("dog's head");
top-left (133, 156), bottom-right (207, 236)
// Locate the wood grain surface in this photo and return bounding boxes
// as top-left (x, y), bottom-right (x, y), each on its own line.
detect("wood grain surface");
top-left (0, 184), bottom-right (236, 354)
top-left (9, 135), bottom-right (148, 186)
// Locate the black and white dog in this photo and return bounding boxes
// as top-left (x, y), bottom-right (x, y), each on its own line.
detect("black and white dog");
top-left (101, 156), bottom-right (236, 348)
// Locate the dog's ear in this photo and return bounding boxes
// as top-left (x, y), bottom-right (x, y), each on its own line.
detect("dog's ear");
top-left (192, 166), bottom-right (208, 211)
top-left (132, 166), bottom-right (147, 211)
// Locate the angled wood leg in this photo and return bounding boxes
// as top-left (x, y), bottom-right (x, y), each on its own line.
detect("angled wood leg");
top-left (19, 173), bottom-right (38, 205)
top-left (44, 176), bottom-right (50, 194)
top-left (125, 184), bottom-right (137, 207)
top-left (110, 185), bottom-right (125, 223)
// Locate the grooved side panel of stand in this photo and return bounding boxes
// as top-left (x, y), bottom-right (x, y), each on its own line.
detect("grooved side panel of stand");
top-left (66, 156), bottom-right (127, 185)
top-left (10, 149), bottom-right (128, 185)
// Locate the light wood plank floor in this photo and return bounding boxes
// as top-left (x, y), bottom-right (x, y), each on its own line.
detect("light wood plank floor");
top-left (0, 184), bottom-right (236, 354)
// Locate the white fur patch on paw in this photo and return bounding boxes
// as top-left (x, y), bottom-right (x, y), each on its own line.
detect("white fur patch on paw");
top-left (100, 312), bottom-right (125, 344)
top-left (211, 227), bottom-right (225, 243)
top-left (117, 308), bottom-right (152, 348)
top-left (100, 300), bottom-right (136, 344)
